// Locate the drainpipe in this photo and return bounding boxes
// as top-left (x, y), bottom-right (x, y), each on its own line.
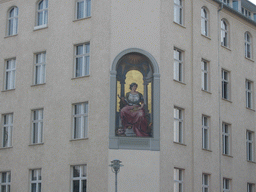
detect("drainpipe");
top-left (217, 2), bottom-right (223, 192)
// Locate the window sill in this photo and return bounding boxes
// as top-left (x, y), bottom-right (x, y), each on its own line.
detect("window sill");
top-left (71, 75), bottom-right (90, 80)
top-left (29, 143), bottom-right (44, 146)
top-left (31, 83), bottom-right (46, 87)
top-left (70, 138), bottom-right (88, 141)
top-left (73, 16), bottom-right (91, 22)
top-left (201, 89), bottom-right (212, 94)
top-left (246, 107), bottom-right (255, 112)
top-left (221, 45), bottom-right (231, 51)
top-left (222, 154), bottom-right (233, 158)
top-left (173, 79), bottom-right (186, 85)
top-left (247, 160), bottom-right (256, 164)
top-left (173, 141), bottom-right (186, 146)
top-left (34, 25), bottom-right (48, 31)
top-left (0, 146), bottom-right (13, 150)
top-left (222, 98), bottom-right (232, 103)
top-left (4, 34), bottom-right (18, 38)
top-left (1, 89), bottom-right (15, 92)
top-left (201, 34), bottom-right (211, 40)
top-left (173, 21), bottom-right (186, 28)
top-left (202, 148), bottom-right (212, 152)
top-left (245, 57), bottom-right (254, 62)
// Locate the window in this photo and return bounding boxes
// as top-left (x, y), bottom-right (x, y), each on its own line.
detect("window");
top-left (36, 0), bottom-right (48, 28)
top-left (222, 123), bottom-right (230, 155)
top-left (30, 169), bottom-right (41, 192)
top-left (248, 183), bottom-right (254, 192)
top-left (221, 19), bottom-right (229, 47)
top-left (222, 69), bottom-right (230, 100)
top-left (246, 80), bottom-right (253, 109)
top-left (174, 0), bottom-right (183, 25)
top-left (202, 174), bottom-right (209, 192)
top-left (71, 165), bottom-right (87, 192)
top-left (74, 43), bottom-right (90, 77)
top-left (245, 32), bottom-right (252, 59)
top-left (4, 58), bottom-right (16, 90)
top-left (247, 131), bottom-right (254, 161)
top-left (201, 60), bottom-right (209, 91)
top-left (223, 178), bottom-right (231, 192)
top-left (7, 7), bottom-right (18, 36)
top-left (222, 0), bottom-right (230, 6)
top-left (242, 7), bottom-right (251, 18)
top-left (34, 52), bottom-right (46, 85)
top-left (0, 172), bottom-right (11, 192)
top-left (31, 109), bottom-right (43, 144)
top-left (174, 168), bottom-right (183, 192)
top-left (76, 0), bottom-right (91, 19)
top-left (174, 48), bottom-right (183, 82)
top-left (202, 116), bottom-right (209, 150)
top-left (73, 103), bottom-right (88, 139)
top-left (1, 114), bottom-right (13, 148)
top-left (201, 8), bottom-right (208, 36)
top-left (174, 107), bottom-right (183, 143)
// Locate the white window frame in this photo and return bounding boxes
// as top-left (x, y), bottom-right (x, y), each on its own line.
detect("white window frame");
top-left (174, 107), bottom-right (183, 143)
top-left (1, 114), bottom-right (13, 148)
top-left (221, 19), bottom-right (229, 47)
top-left (201, 7), bottom-right (208, 36)
top-left (174, 0), bottom-right (183, 25)
top-left (7, 6), bottom-right (18, 36)
top-left (222, 123), bottom-right (230, 155)
top-left (30, 169), bottom-right (42, 192)
top-left (76, 0), bottom-right (91, 20)
top-left (74, 43), bottom-right (90, 78)
top-left (247, 183), bottom-right (254, 192)
top-left (4, 58), bottom-right (16, 90)
top-left (174, 48), bottom-right (183, 82)
top-left (201, 60), bottom-right (209, 91)
top-left (222, 69), bottom-right (230, 100)
top-left (0, 171), bottom-right (11, 192)
top-left (246, 80), bottom-right (253, 109)
top-left (222, 0), bottom-right (230, 6)
top-left (35, 0), bottom-right (48, 29)
top-left (71, 165), bottom-right (87, 192)
top-left (34, 52), bottom-right (46, 85)
top-left (223, 178), bottom-right (231, 192)
top-left (246, 130), bottom-right (254, 161)
top-left (242, 7), bottom-right (251, 18)
top-left (202, 174), bottom-right (209, 192)
top-left (202, 116), bottom-right (209, 150)
top-left (174, 168), bottom-right (183, 192)
top-left (31, 109), bottom-right (43, 144)
top-left (245, 32), bottom-right (252, 59)
top-left (72, 103), bottom-right (88, 139)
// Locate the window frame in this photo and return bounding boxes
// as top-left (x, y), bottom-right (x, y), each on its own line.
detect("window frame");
top-left (222, 122), bottom-right (231, 155)
top-left (223, 178), bottom-right (231, 192)
top-left (1, 113), bottom-right (13, 148)
top-left (71, 165), bottom-right (87, 192)
top-left (246, 80), bottom-right (253, 109)
top-left (7, 6), bottom-right (18, 36)
top-left (221, 19), bottom-right (229, 48)
top-left (202, 115), bottom-right (210, 150)
top-left (34, 52), bottom-right (46, 85)
top-left (201, 59), bottom-right (209, 91)
top-left (31, 109), bottom-right (44, 144)
top-left (35, 0), bottom-right (48, 29)
top-left (72, 102), bottom-right (88, 140)
top-left (246, 130), bottom-right (254, 161)
top-left (74, 43), bottom-right (90, 78)
top-left (201, 7), bottom-right (208, 36)
top-left (75, 0), bottom-right (91, 20)
top-left (222, 69), bottom-right (230, 100)
top-left (247, 183), bottom-right (255, 192)
top-left (202, 173), bottom-right (210, 192)
top-left (173, 48), bottom-right (184, 82)
top-left (0, 171), bottom-right (11, 192)
top-left (242, 7), bottom-right (252, 18)
top-left (4, 58), bottom-right (16, 91)
top-left (174, 168), bottom-right (184, 192)
top-left (174, 107), bottom-right (184, 144)
top-left (30, 169), bottom-right (42, 192)
top-left (174, 0), bottom-right (183, 25)
top-left (245, 32), bottom-right (252, 59)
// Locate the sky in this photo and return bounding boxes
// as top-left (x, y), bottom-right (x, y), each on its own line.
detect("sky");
top-left (249, 0), bottom-right (256, 5)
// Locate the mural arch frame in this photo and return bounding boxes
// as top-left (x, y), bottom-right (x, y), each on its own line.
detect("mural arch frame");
top-left (109, 48), bottom-right (160, 151)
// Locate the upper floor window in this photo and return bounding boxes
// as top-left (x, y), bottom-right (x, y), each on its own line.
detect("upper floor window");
top-left (73, 102), bottom-right (88, 139)
top-left (174, 0), bottom-right (183, 25)
top-left (222, 123), bottom-right (231, 155)
top-left (245, 32), bottom-right (252, 59)
top-left (202, 174), bottom-right (210, 192)
top-left (4, 58), bottom-right (16, 90)
top-left (223, 178), bottom-right (231, 192)
top-left (34, 52), bottom-right (46, 85)
top-left (246, 131), bottom-right (254, 161)
top-left (36, 0), bottom-right (48, 28)
top-left (202, 116), bottom-right (210, 150)
top-left (174, 107), bottom-right (183, 143)
top-left (74, 43), bottom-right (90, 78)
top-left (30, 169), bottom-right (42, 192)
top-left (221, 19), bottom-right (229, 47)
top-left (76, 0), bottom-right (91, 20)
top-left (222, 69), bottom-right (230, 100)
top-left (248, 183), bottom-right (255, 192)
top-left (201, 7), bottom-right (208, 36)
top-left (222, 0), bottom-right (230, 6)
top-left (242, 7), bottom-right (251, 18)
top-left (174, 168), bottom-right (183, 192)
top-left (1, 114), bottom-right (13, 148)
top-left (71, 165), bottom-right (87, 192)
top-left (201, 60), bottom-right (209, 91)
top-left (7, 7), bottom-right (18, 36)
top-left (174, 48), bottom-right (183, 82)
top-left (246, 80), bottom-right (253, 109)
top-left (0, 172), bottom-right (11, 192)
top-left (31, 109), bottom-right (43, 144)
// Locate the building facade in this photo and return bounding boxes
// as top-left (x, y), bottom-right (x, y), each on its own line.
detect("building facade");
top-left (0, 0), bottom-right (256, 191)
